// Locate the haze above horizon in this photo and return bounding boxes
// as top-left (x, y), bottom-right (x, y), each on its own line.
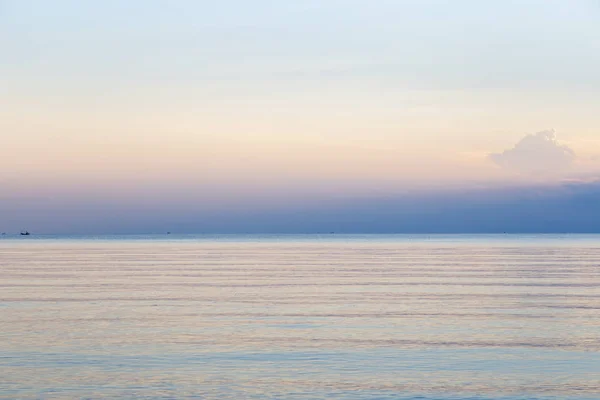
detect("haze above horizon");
top-left (2, 1), bottom-right (600, 233)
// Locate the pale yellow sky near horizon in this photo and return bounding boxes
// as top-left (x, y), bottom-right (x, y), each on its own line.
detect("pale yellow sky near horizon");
top-left (2, 0), bottom-right (600, 199)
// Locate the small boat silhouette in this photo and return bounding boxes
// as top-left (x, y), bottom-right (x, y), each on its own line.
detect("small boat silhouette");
top-left (20, 231), bottom-right (30, 236)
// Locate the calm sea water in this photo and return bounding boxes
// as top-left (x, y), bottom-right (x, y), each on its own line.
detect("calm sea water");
top-left (1, 234), bottom-right (600, 399)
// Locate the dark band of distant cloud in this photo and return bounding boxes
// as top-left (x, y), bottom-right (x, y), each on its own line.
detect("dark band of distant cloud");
top-left (3, 179), bottom-right (600, 234)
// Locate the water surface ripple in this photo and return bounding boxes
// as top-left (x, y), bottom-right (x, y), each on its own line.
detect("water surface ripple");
top-left (1, 234), bottom-right (599, 399)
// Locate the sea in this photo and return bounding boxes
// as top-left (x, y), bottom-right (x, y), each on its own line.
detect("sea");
top-left (1, 234), bottom-right (599, 399)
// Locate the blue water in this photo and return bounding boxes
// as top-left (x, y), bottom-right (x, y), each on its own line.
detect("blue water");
top-left (1, 234), bottom-right (599, 399)
top-left (2, 233), bottom-right (600, 243)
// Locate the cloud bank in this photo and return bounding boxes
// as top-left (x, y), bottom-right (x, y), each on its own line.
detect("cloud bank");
top-left (3, 180), bottom-right (600, 234)
top-left (489, 130), bottom-right (576, 175)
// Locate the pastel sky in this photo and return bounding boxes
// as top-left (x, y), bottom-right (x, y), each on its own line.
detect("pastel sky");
top-left (2, 0), bottom-right (600, 233)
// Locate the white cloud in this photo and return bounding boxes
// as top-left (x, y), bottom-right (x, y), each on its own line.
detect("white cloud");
top-left (489, 130), bottom-right (576, 175)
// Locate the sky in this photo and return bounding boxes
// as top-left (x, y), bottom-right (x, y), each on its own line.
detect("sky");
top-left (1, 0), bottom-right (600, 233)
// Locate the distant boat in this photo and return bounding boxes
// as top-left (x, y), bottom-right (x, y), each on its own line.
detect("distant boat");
top-left (20, 231), bottom-right (30, 236)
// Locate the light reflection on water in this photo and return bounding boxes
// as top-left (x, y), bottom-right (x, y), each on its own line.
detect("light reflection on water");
top-left (1, 235), bottom-right (600, 399)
